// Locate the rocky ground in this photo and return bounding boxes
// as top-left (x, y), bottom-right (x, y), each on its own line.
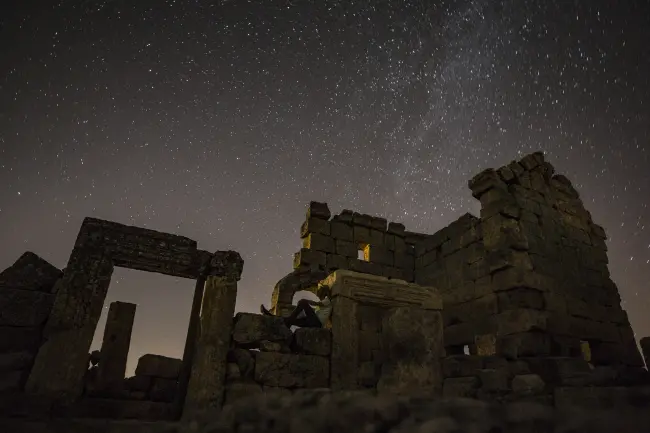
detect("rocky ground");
top-left (3, 390), bottom-right (650, 433)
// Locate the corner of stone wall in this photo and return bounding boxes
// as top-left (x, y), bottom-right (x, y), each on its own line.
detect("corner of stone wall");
top-left (467, 151), bottom-right (642, 366)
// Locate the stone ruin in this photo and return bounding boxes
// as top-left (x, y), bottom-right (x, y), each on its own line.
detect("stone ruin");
top-left (1, 151), bottom-right (650, 429)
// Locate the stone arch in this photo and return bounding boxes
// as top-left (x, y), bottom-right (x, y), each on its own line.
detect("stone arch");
top-left (270, 269), bottom-right (327, 316)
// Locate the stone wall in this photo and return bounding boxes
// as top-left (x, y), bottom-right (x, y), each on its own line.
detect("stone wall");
top-left (463, 152), bottom-right (643, 366)
top-left (0, 252), bottom-right (62, 393)
top-left (223, 313), bottom-right (332, 405)
top-left (271, 202), bottom-right (426, 316)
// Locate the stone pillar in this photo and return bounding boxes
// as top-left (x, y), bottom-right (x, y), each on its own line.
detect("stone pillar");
top-left (330, 295), bottom-right (359, 390)
top-left (95, 301), bottom-right (136, 392)
top-left (182, 251), bottom-right (243, 419)
top-left (25, 241), bottom-right (114, 402)
top-left (377, 306), bottom-right (444, 395)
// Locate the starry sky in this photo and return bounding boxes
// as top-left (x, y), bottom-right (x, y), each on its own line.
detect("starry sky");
top-left (1, 0), bottom-right (648, 376)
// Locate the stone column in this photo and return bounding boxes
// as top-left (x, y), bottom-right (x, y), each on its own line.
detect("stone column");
top-left (95, 301), bottom-right (137, 392)
top-left (330, 295), bottom-right (360, 390)
top-left (25, 242), bottom-right (114, 402)
top-left (183, 251), bottom-right (243, 419)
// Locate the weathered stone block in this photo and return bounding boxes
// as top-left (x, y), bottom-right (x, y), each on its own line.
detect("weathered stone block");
top-left (325, 254), bottom-right (348, 272)
top-left (0, 326), bottom-right (41, 354)
top-left (353, 226), bottom-right (371, 244)
top-left (292, 327), bottom-right (332, 356)
top-left (511, 373), bottom-right (545, 396)
top-left (149, 377), bottom-right (178, 402)
top-left (135, 355), bottom-right (181, 379)
top-left (369, 229), bottom-right (384, 246)
top-left (303, 233), bottom-right (335, 254)
top-left (259, 340), bottom-right (290, 353)
top-left (358, 305), bottom-right (383, 332)
top-left (0, 252), bottom-right (62, 292)
top-left (497, 332), bottom-right (551, 359)
top-left (442, 355), bottom-right (484, 378)
top-left (227, 348), bottom-right (255, 379)
top-left (124, 375), bottom-right (152, 392)
top-left (348, 258), bottom-right (383, 275)
top-left (293, 248), bottom-right (327, 270)
top-left (306, 201), bottom-right (331, 220)
top-left (300, 217), bottom-right (331, 238)
top-left (335, 239), bottom-right (358, 258)
top-left (358, 330), bottom-right (382, 362)
top-left (96, 301), bottom-right (136, 392)
top-left (72, 398), bottom-right (175, 420)
top-left (497, 288), bottom-right (544, 311)
top-left (442, 376), bottom-right (479, 398)
top-left (382, 266), bottom-right (405, 280)
top-left (554, 386), bottom-right (636, 410)
top-left (387, 222), bottom-right (406, 236)
top-left (262, 385), bottom-right (292, 398)
top-left (232, 313), bottom-right (292, 349)
top-left (330, 221), bottom-right (353, 241)
top-left (254, 352), bottom-right (329, 388)
top-left (393, 253), bottom-right (415, 270)
top-left (352, 213), bottom-right (373, 227)
top-left (479, 368), bottom-right (509, 391)
top-left (377, 307), bottom-right (444, 394)
top-left (0, 288), bottom-right (54, 327)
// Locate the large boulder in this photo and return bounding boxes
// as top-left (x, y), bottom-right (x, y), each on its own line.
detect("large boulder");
top-left (134, 354), bottom-right (181, 379)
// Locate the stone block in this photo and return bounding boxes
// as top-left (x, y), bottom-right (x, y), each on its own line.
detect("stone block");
top-left (149, 377), bottom-right (178, 402)
top-left (444, 295), bottom-right (498, 326)
top-left (306, 201), bottom-right (331, 220)
top-left (0, 288), bottom-right (55, 327)
top-left (497, 288), bottom-right (544, 311)
top-left (293, 248), bottom-right (327, 270)
top-left (358, 305), bottom-right (383, 332)
top-left (370, 217), bottom-right (388, 231)
top-left (232, 313), bottom-right (293, 349)
top-left (71, 398), bottom-right (174, 421)
top-left (475, 334), bottom-right (497, 356)
top-left (495, 309), bottom-right (548, 336)
top-left (263, 386), bottom-right (292, 398)
top-left (303, 233), bottom-right (335, 254)
top-left (292, 327), bottom-right (332, 356)
top-left (352, 213), bottom-right (373, 227)
top-left (0, 252), bottom-right (62, 292)
top-left (134, 355), bottom-right (181, 379)
top-left (259, 340), bottom-right (289, 353)
top-left (359, 361), bottom-right (379, 387)
top-left (124, 375), bottom-right (152, 392)
top-left (96, 301), bottom-right (136, 392)
top-left (387, 222), bottom-right (406, 236)
top-left (353, 226), bottom-right (371, 244)
top-left (640, 337), bottom-right (650, 366)
top-left (369, 229), bottom-right (384, 246)
top-left (330, 221), bottom-right (353, 241)
top-left (377, 307), bottom-right (443, 394)
top-left (227, 348), bottom-right (255, 380)
top-left (358, 330), bottom-right (382, 362)
top-left (225, 362), bottom-right (240, 381)
top-left (511, 373), bottom-right (545, 396)
top-left (364, 245), bottom-right (393, 266)
top-left (442, 376), bottom-right (479, 398)
top-left (0, 351), bottom-right (33, 371)
top-left (325, 254), bottom-right (348, 272)
top-left (479, 368), bottom-right (509, 391)
top-left (335, 239), bottom-right (358, 258)
top-left (393, 253), bottom-right (415, 270)
top-left (497, 332), bottom-right (551, 359)
top-left (442, 355), bottom-right (484, 378)
top-left (254, 352), bottom-right (329, 388)
top-left (554, 386), bottom-right (635, 410)
top-left (0, 326), bottom-right (42, 354)
top-left (382, 266), bottom-right (405, 280)
top-left (300, 217), bottom-right (331, 238)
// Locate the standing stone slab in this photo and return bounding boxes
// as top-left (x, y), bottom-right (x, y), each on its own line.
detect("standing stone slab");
top-left (377, 306), bottom-right (444, 395)
top-left (183, 275), bottom-right (239, 419)
top-left (96, 301), bottom-right (137, 392)
top-left (641, 337), bottom-right (650, 367)
top-left (330, 295), bottom-right (359, 390)
top-left (25, 247), bottom-right (114, 402)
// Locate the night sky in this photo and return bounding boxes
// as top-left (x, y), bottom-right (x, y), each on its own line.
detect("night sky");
top-left (1, 1), bottom-right (648, 376)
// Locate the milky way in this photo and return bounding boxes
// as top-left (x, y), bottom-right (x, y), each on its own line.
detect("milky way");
top-left (1, 0), bottom-right (648, 374)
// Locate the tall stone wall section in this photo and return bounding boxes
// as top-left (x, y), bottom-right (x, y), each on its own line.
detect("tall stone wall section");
top-left (271, 202), bottom-right (425, 316)
top-left (436, 151), bottom-right (643, 367)
top-left (0, 252), bottom-right (62, 393)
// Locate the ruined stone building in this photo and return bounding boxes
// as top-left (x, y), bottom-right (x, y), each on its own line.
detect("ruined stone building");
top-left (1, 151), bottom-right (649, 424)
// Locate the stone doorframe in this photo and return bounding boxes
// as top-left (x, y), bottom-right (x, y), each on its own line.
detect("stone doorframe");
top-left (24, 217), bottom-right (243, 418)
